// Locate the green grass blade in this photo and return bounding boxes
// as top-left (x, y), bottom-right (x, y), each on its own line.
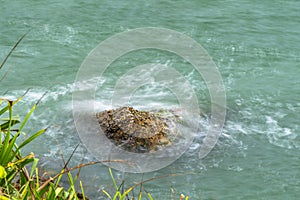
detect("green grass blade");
top-left (102, 189), bottom-right (112, 199)
top-left (0, 105), bottom-right (9, 116)
top-left (32, 189), bottom-right (43, 200)
top-left (0, 119), bottom-right (20, 130)
top-left (35, 168), bottom-right (40, 189)
top-left (0, 165), bottom-right (7, 179)
top-left (0, 131), bottom-right (10, 163)
top-left (54, 187), bottom-right (64, 198)
top-left (80, 181), bottom-right (86, 200)
top-left (46, 182), bottom-right (56, 200)
top-left (67, 171), bottom-right (78, 200)
top-left (7, 101), bottom-right (13, 132)
top-left (17, 104), bottom-right (36, 135)
top-left (1, 133), bottom-right (19, 164)
top-left (0, 31), bottom-right (30, 71)
top-left (120, 187), bottom-right (134, 199)
top-left (109, 168), bottom-right (118, 191)
top-left (37, 178), bottom-right (52, 197)
top-left (112, 191), bottom-right (121, 200)
top-left (0, 104), bottom-right (14, 165)
top-left (0, 95), bottom-right (24, 116)
top-left (29, 158), bottom-right (39, 178)
top-left (0, 195), bottom-right (10, 200)
top-left (0, 116), bottom-right (20, 121)
top-left (54, 170), bottom-right (64, 188)
top-left (17, 128), bottom-right (46, 150)
top-left (67, 171), bottom-right (75, 188)
top-left (146, 190), bottom-right (154, 200)
top-left (20, 181), bottom-right (30, 199)
top-left (138, 191), bottom-right (142, 200)
top-left (2, 129), bottom-right (26, 165)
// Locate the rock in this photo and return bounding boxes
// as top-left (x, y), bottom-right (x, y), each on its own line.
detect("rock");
top-left (96, 107), bottom-right (171, 153)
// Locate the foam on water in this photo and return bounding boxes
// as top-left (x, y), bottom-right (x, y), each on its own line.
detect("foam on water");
top-left (2, 63), bottom-right (299, 161)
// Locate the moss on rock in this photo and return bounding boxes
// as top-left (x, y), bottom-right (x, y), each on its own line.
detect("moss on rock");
top-left (96, 107), bottom-right (171, 153)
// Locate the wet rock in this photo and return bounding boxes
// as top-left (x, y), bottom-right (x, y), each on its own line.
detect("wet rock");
top-left (96, 107), bottom-right (171, 153)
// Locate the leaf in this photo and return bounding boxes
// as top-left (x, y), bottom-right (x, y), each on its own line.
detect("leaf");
top-left (0, 196), bottom-right (10, 200)
top-left (109, 168), bottom-right (118, 191)
top-left (120, 187), bottom-right (133, 199)
top-left (0, 165), bottom-right (7, 179)
top-left (0, 119), bottom-right (20, 130)
top-left (7, 152), bottom-right (35, 169)
top-left (55, 187), bottom-right (64, 197)
top-left (112, 191), bottom-right (121, 200)
top-left (0, 94), bottom-right (24, 116)
top-left (0, 104), bottom-right (15, 165)
top-left (29, 158), bottom-right (39, 178)
top-left (16, 104), bottom-right (37, 136)
top-left (0, 31), bottom-right (30, 71)
top-left (17, 128), bottom-right (46, 150)
top-left (101, 189), bottom-right (112, 199)
top-left (146, 191), bottom-right (154, 200)
top-left (0, 116), bottom-right (20, 121)
top-left (79, 181), bottom-right (86, 200)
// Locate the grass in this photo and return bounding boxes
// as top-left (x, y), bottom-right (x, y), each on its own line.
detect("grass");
top-left (0, 93), bottom-right (88, 199)
top-left (0, 32), bottom-right (190, 200)
top-left (0, 31), bottom-right (89, 199)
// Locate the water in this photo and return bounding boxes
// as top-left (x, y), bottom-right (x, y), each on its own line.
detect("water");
top-left (1, 0), bottom-right (300, 199)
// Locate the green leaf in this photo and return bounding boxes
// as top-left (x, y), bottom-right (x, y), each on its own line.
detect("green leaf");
top-left (46, 182), bottom-right (56, 200)
top-left (109, 168), bottom-right (118, 191)
top-left (102, 189), bottom-right (112, 199)
top-left (0, 105), bottom-right (15, 165)
top-left (55, 187), bottom-right (64, 197)
top-left (146, 192), bottom-right (154, 200)
top-left (54, 169), bottom-right (64, 188)
top-left (0, 165), bottom-right (7, 179)
top-left (112, 191), bottom-right (121, 200)
top-left (0, 96), bottom-right (23, 116)
top-left (16, 104), bottom-right (37, 136)
top-left (1, 131), bottom-right (20, 165)
top-left (0, 105), bottom-right (9, 116)
top-left (120, 187), bottom-right (134, 199)
top-left (80, 181), bottom-right (86, 200)
top-left (0, 30), bottom-right (29, 71)
top-left (0, 196), bottom-right (10, 200)
top-left (29, 158), bottom-right (39, 178)
top-left (8, 152), bottom-right (35, 169)
top-left (18, 128), bottom-right (46, 150)
top-left (138, 191), bottom-right (142, 200)
top-left (0, 119), bottom-right (20, 130)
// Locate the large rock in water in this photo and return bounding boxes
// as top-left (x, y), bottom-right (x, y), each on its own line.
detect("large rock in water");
top-left (96, 107), bottom-right (171, 153)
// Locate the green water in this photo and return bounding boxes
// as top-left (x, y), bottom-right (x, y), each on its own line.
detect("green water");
top-left (1, 0), bottom-right (300, 199)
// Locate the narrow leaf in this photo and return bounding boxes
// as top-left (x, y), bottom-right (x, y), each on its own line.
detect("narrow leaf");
top-left (0, 30), bottom-right (30, 70)
top-left (79, 181), bottom-right (86, 200)
top-left (109, 168), bottom-right (118, 191)
top-left (18, 128), bottom-right (46, 150)
top-left (101, 189), bottom-right (112, 199)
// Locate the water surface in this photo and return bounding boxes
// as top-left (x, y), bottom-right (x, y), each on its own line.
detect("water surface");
top-left (1, 0), bottom-right (300, 199)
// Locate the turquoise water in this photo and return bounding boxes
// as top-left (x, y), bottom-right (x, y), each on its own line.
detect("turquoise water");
top-left (1, 0), bottom-right (300, 199)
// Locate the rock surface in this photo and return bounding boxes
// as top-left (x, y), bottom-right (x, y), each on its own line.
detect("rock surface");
top-left (96, 107), bottom-right (171, 153)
